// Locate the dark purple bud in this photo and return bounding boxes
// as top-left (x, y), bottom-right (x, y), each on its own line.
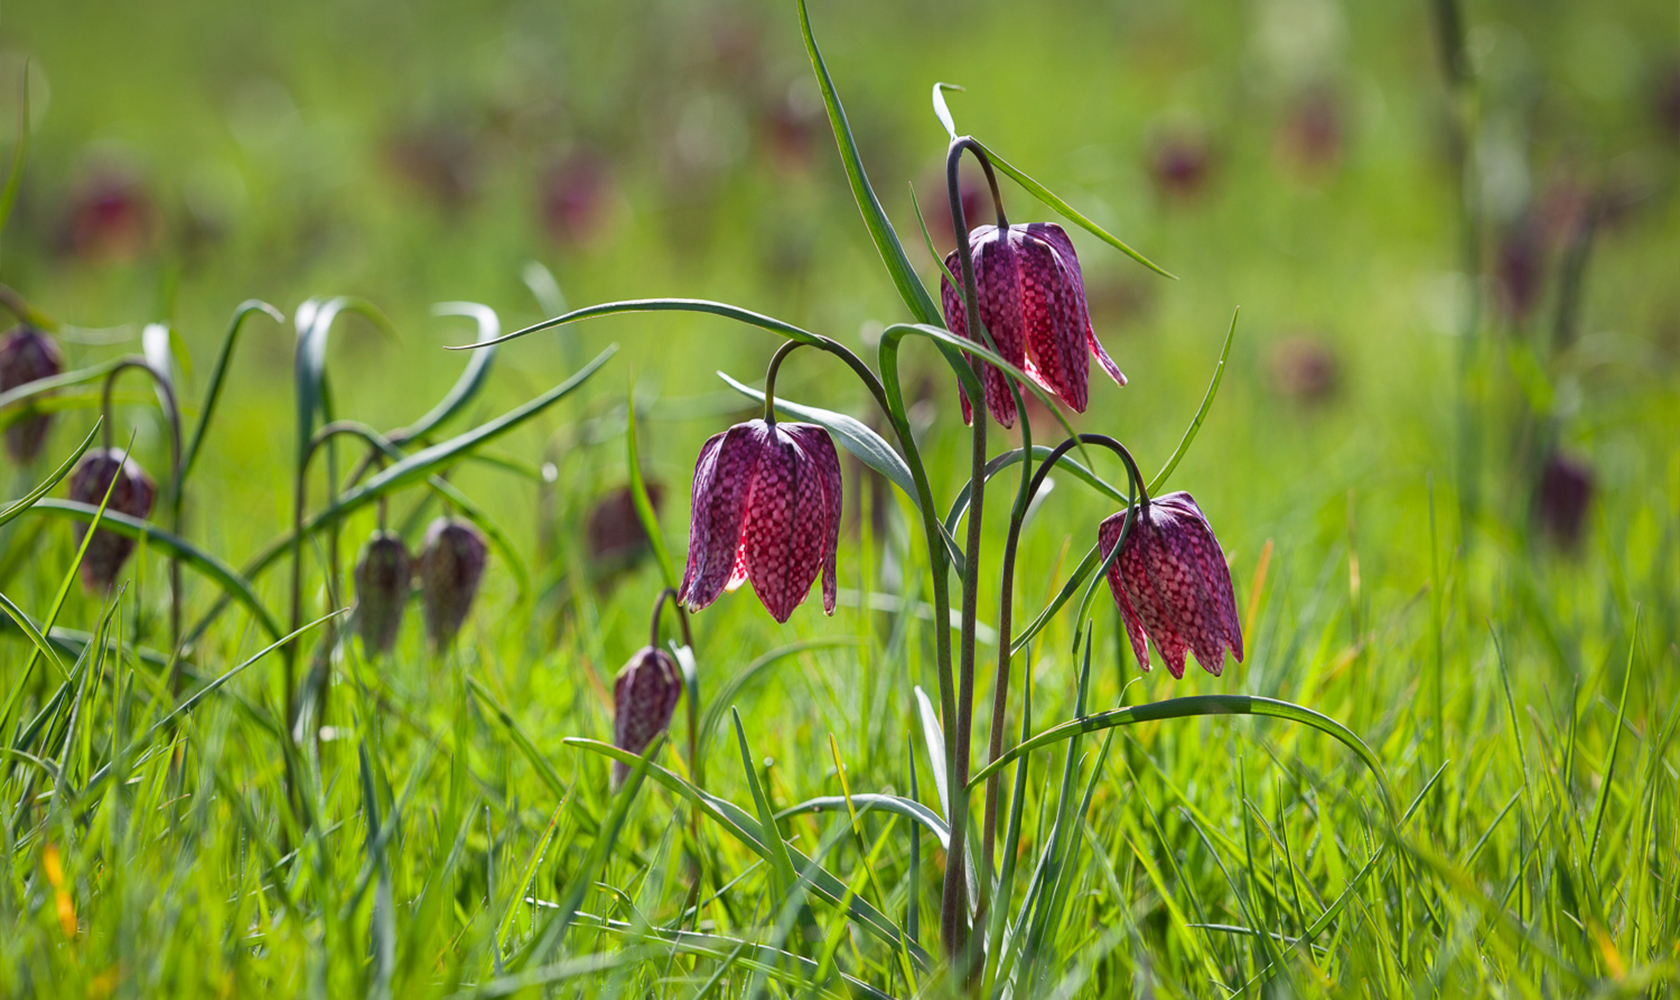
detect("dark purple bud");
top-left (1535, 452), bottom-right (1593, 552)
top-left (67, 449), bottom-right (156, 591)
top-left (1269, 334), bottom-right (1340, 404)
top-left (679, 419), bottom-right (842, 624)
top-left (611, 645), bottom-right (683, 788)
top-left (385, 123), bottom-right (479, 212)
top-left (540, 150), bottom-right (612, 245)
top-left (1149, 129), bottom-right (1211, 200)
top-left (586, 483), bottom-right (664, 576)
top-left (1653, 63), bottom-right (1680, 141)
top-left (1099, 492), bottom-right (1243, 680)
top-left (353, 531), bottom-right (412, 656)
top-left (0, 325), bottom-right (64, 464)
top-left (1494, 216), bottom-right (1545, 322)
top-left (419, 517), bottom-right (488, 647)
top-left (1277, 83), bottom-right (1344, 176)
top-left (940, 222), bottom-right (1125, 428)
top-left (66, 167), bottom-right (157, 262)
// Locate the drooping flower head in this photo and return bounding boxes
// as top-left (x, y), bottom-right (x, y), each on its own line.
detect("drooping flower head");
top-left (1, 325), bottom-right (65, 464)
top-left (354, 531), bottom-right (412, 656)
top-left (611, 645), bottom-right (683, 788)
top-left (1535, 451), bottom-right (1593, 552)
top-left (940, 222), bottom-right (1125, 428)
top-left (67, 448), bottom-right (156, 591)
top-left (1098, 491), bottom-right (1243, 679)
top-left (679, 419), bottom-right (841, 623)
top-left (419, 516), bottom-right (488, 647)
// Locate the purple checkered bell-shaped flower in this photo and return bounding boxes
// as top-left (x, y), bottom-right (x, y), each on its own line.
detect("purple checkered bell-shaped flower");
top-left (941, 222), bottom-right (1126, 428)
top-left (679, 419), bottom-right (842, 624)
top-left (1098, 491), bottom-right (1243, 679)
top-left (611, 645), bottom-right (683, 788)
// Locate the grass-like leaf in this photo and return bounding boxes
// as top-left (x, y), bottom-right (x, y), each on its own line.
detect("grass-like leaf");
top-left (181, 300), bottom-right (285, 483)
top-left (625, 396), bottom-right (678, 590)
top-left (0, 420), bottom-right (100, 529)
top-left (968, 694), bottom-right (1396, 820)
top-left (1148, 308), bottom-right (1239, 495)
top-left (973, 139), bottom-right (1173, 279)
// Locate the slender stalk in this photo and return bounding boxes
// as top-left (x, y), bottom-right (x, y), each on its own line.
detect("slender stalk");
top-left (974, 434), bottom-right (1146, 938)
top-left (941, 134), bottom-right (1007, 970)
top-left (101, 358), bottom-right (184, 692)
top-left (761, 340), bottom-right (805, 428)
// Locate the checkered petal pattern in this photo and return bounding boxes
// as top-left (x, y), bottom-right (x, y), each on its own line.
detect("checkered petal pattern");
top-left (68, 449), bottom-right (157, 591)
top-left (418, 517), bottom-right (488, 648)
top-left (679, 419), bottom-right (843, 623)
top-left (611, 646), bottom-right (683, 788)
top-left (1098, 491), bottom-right (1243, 679)
top-left (940, 222), bottom-right (1124, 427)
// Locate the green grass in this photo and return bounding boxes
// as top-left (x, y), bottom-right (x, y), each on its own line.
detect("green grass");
top-left (2, 0), bottom-right (1678, 996)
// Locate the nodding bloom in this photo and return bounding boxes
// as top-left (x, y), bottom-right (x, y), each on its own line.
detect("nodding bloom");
top-left (1535, 451), bottom-right (1593, 552)
top-left (419, 517), bottom-right (488, 647)
top-left (67, 449), bottom-right (156, 591)
top-left (611, 646), bottom-right (683, 788)
top-left (354, 531), bottom-right (412, 656)
top-left (1098, 492), bottom-right (1243, 679)
top-left (0, 325), bottom-right (64, 464)
top-left (940, 222), bottom-right (1124, 428)
top-left (679, 419), bottom-right (841, 624)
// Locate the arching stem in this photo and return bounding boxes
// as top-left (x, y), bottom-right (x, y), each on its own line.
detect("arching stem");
top-left (943, 133), bottom-right (1005, 971)
top-left (100, 358), bottom-right (185, 693)
top-left (761, 340), bottom-right (806, 428)
top-left (974, 434), bottom-right (1147, 945)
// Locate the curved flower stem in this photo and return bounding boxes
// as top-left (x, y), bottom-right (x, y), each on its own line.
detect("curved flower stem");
top-left (974, 433), bottom-right (1146, 940)
top-left (290, 421), bottom-right (394, 742)
top-left (647, 585), bottom-right (698, 781)
top-left (761, 340), bottom-right (806, 428)
top-left (100, 358), bottom-right (185, 692)
top-left (943, 133), bottom-right (1004, 970)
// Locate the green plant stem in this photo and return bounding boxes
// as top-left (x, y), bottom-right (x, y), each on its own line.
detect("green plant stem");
top-left (100, 358), bottom-right (184, 692)
top-left (942, 134), bottom-right (1004, 971)
top-left (974, 433), bottom-right (1146, 936)
top-left (760, 340), bottom-right (805, 428)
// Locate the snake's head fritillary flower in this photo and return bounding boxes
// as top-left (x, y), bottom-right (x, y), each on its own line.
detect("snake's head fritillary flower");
top-left (419, 517), bottom-right (488, 648)
top-left (354, 531), bottom-right (412, 656)
top-left (1536, 451), bottom-right (1594, 552)
top-left (67, 449), bottom-right (156, 591)
top-left (940, 222), bottom-right (1125, 428)
top-left (679, 419), bottom-right (842, 624)
top-left (611, 645), bottom-right (683, 788)
top-left (1098, 492), bottom-right (1243, 679)
top-left (0, 325), bottom-right (64, 464)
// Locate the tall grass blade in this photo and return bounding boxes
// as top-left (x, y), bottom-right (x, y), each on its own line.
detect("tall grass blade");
top-left (1147, 309), bottom-right (1238, 494)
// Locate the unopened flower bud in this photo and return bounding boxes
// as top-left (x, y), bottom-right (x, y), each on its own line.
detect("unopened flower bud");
top-left (419, 517), bottom-right (488, 647)
top-left (353, 531), bottom-right (412, 656)
top-left (611, 645), bottom-right (683, 788)
top-left (67, 449), bottom-right (156, 590)
top-left (0, 325), bottom-right (64, 464)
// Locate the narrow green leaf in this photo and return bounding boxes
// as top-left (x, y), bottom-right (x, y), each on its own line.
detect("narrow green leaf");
top-left (1588, 607), bottom-right (1639, 867)
top-left (973, 140), bottom-right (1173, 279)
top-left (0, 592), bottom-right (68, 682)
top-left (798, 0), bottom-right (942, 324)
top-left (27, 500), bottom-right (283, 641)
top-left (732, 708), bottom-right (799, 894)
top-left (0, 65), bottom-right (30, 240)
top-left (626, 396), bottom-right (678, 589)
top-left (968, 694), bottom-right (1396, 821)
top-left (181, 300), bottom-right (285, 483)
top-left (392, 302), bottom-right (500, 444)
top-left (0, 421), bottom-right (100, 529)
top-left (1148, 309), bottom-right (1239, 495)
top-left (695, 637), bottom-right (859, 767)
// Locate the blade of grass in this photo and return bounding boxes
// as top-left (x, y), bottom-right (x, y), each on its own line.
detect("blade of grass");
top-left (1147, 309), bottom-right (1238, 494)
top-left (0, 421), bottom-right (100, 529)
top-left (625, 394), bottom-right (678, 590)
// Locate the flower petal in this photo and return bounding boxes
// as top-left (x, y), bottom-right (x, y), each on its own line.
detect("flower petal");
top-left (1017, 227), bottom-right (1089, 412)
top-left (740, 426), bottom-right (825, 623)
top-left (679, 422), bottom-right (766, 612)
top-left (1100, 511), bottom-right (1153, 672)
top-left (783, 423), bottom-right (843, 615)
